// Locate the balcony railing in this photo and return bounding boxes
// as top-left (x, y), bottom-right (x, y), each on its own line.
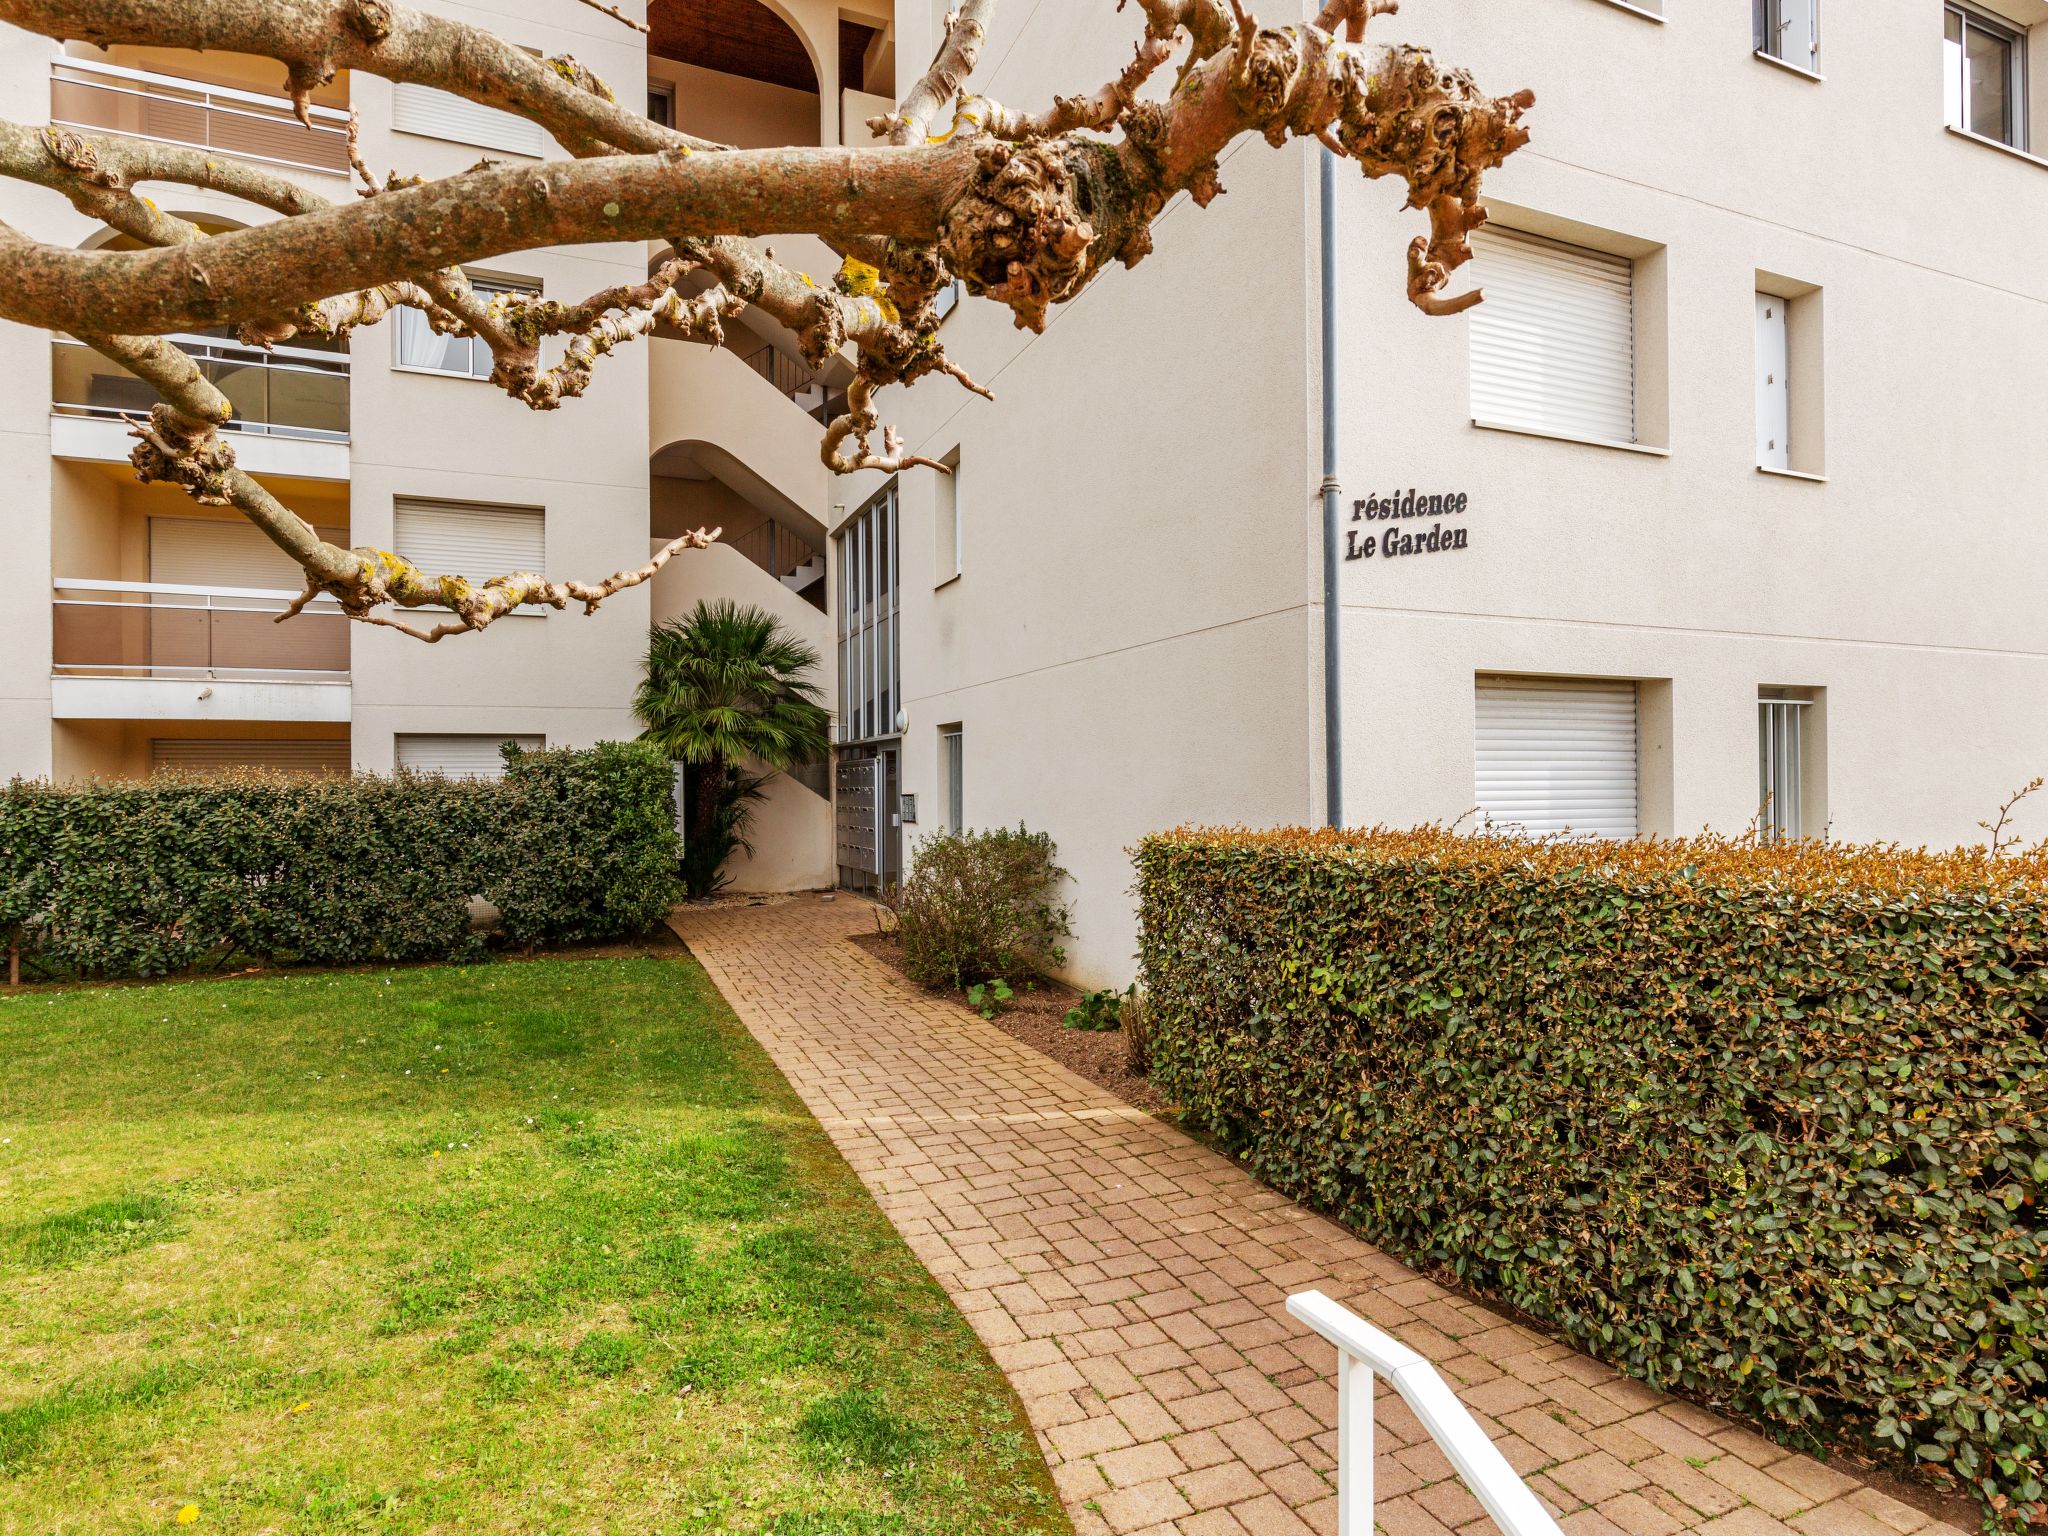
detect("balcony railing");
top-left (51, 57), bottom-right (351, 175)
top-left (735, 341), bottom-right (849, 427)
top-left (53, 580), bottom-right (349, 683)
top-left (53, 334), bottom-right (349, 442)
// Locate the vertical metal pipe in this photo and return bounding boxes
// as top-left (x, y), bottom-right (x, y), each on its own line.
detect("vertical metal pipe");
top-left (1320, 147), bottom-right (1346, 830)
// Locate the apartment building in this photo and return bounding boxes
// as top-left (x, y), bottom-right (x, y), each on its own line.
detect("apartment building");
top-left (7, 1), bottom-right (2045, 978)
top-left (0, 0), bottom-right (930, 892)
top-left (833, 0), bottom-right (2048, 979)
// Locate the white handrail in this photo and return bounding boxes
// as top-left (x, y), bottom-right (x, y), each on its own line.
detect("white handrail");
top-left (1287, 1291), bottom-right (1566, 1536)
top-left (53, 577), bottom-right (341, 604)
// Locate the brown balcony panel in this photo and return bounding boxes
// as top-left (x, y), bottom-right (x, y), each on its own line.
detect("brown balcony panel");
top-left (55, 596), bottom-right (347, 678)
top-left (51, 73), bottom-right (348, 173)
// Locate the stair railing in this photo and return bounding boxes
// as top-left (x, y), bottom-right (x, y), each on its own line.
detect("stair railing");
top-left (1286, 1291), bottom-right (1566, 1536)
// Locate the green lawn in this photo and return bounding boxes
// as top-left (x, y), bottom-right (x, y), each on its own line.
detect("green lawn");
top-left (0, 954), bottom-right (1068, 1535)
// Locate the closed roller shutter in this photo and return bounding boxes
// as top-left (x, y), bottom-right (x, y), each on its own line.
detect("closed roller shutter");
top-left (391, 499), bottom-right (545, 581)
top-left (150, 517), bottom-right (347, 591)
top-left (391, 83), bottom-right (545, 157)
top-left (396, 734), bottom-right (544, 779)
top-left (1469, 228), bottom-right (1636, 446)
top-left (1475, 676), bottom-right (1638, 840)
top-left (152, 739), bottom-right (350, 777)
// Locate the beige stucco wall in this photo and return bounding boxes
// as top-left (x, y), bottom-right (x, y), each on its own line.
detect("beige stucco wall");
top-left (654, 56), bottom-right (818, 149)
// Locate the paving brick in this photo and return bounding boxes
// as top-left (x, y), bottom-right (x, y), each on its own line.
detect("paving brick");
top-left (1790, 1502), bottom-right (1898, 1536)
top-left (1099, 1440), bottom-right (1187, 1489)
top-left (1177, 1461), bottom-right (1271, 1510)
top-left (1049, 1413), bottom-right (1141, 1459)
top-left (1551, 1452), bottom-right (1651, 1504)
top-left (1096, 1480), bottom-right (1194, 1532)
top-left (1225, 1494), bottom-right (1316, 1536)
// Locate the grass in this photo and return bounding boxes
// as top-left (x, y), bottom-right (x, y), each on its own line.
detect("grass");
top-left (0, 954), bottom-right (1070, 1535)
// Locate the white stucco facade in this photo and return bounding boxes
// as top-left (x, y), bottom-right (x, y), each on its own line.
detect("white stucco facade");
top-left (846, 0), bottom-right (2048, 983)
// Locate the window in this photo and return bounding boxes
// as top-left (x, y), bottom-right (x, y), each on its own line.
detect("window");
top-left (1946, 3), bottom-right (2028, 149)
top-left (1474, 676), bottom-right (1640, 840)
top-left (940, 726), bottom-right (964, 834)
top-left (1755, 293), bottom-right (1791, 470)
top-left (1757, 693), bottom-right (1810, 843)
top-left (1755, 276), bottom-right (1826, 477)
top-left (935, 448), bottom-right (962, 584)
top-left (933, 280), bottom-right (965, 322)
top-left (396, 735), bottom-right (544, 779)
top-left (1468, 229), bottom-right (1637, 448)
top-left (836, 485), bottom-right (900, 744)
top-left (391, 498), bottom-right (545, 585)
top-left (1755, 0), bottom-right (1820, 72)
top-left (647, 82), bottom-right (675, 128)
top-left (392, 82), bottom-right (546, 156)
top-left (152, 739), bottom-right (349, 777)
top-left (397, 274), bottom-right (536, 379)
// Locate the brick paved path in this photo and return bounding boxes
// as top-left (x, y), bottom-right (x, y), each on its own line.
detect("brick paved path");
top-left (671, 897), bottom-right (1964, 1536)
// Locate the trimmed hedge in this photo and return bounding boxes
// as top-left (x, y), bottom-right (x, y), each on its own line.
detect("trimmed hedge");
top-left (1136, 827), bottom-right (2048, 1526)
top-left (1, 741), bottom-right (680, 979)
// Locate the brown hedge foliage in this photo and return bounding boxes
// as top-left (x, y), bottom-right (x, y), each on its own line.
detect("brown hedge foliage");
top-left (1135, 827), bottom-right (2048, 1526)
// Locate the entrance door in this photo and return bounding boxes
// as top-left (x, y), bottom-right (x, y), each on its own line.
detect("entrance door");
top-left (835, 745), bottom-right (903, 892)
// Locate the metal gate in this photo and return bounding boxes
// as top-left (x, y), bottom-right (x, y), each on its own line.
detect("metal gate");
top-left (836, 756), bottom-right (882, 890)
top-left (836, 751), bottom-right (900, 892)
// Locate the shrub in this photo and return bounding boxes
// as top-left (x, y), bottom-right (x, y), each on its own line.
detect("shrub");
top-left (897, 826), bottom-right (1071, 989)
top-left (1136, 826), bottom-right (2048, 1528)
top-left (0, 742), bottom-right (679, 980)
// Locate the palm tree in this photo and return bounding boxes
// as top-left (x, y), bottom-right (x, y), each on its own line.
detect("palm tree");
top-left (634, 601), bottom-right (832, 896)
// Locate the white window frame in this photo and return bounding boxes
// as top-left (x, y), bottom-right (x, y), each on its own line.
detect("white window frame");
top-left (1758, 694), bottom-right (1810, 844)
top-left (836, 484), bottom-right (901, 746)
top-left (1754, 0), bottom-right (1821, 75)
top-left (395, 734), bottom-right (545, 780)
top-left (940, 726), bottom-right (964, 835)
top-left (647, 81), bottom-right (675, 129)
top-left (1946, 1), bottom-right (2030, 151)
top-left (1468, 228), bottom-right (1642, 454)
top-left (391, 81), bottom-right (546, 157)
top-left (935, 447), bottom-right (963, 586)
top-left (394, 273), bottom-right (538, 381)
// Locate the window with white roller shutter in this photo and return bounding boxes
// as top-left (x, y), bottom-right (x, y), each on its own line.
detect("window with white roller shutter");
top-left (152, 739), bottom-right (350, 777)
top-left (391, 499), bottom-right (545, 585)
top-left (395, 735), bottom-right (545, 779)
top-left (149, 516), bottom-right (347, 591)
top-left (1468, 228), bottom-right (1636, 447)
top-left (391, 83), bottom-right (546, 157)
top-left (1474, 676), bottom-right (1639, 840)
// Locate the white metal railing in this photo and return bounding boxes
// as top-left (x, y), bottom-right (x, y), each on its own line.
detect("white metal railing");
top-left (51, 56), bottom-right (350, 175)
top-left (52, 333), bottom-right (350, 442)
top-left (1287, 1291), bottom-right (1567, 1536)
top-left (53, 578), bottom-right (349, 683)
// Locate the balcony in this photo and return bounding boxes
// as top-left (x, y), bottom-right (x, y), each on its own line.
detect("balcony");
top-left (52, 579), bottom-right (350, 723)
top-left (51, 333), bottom-right (351, 478)
top-left (51, 57), bottom-right (351, 176)
top-left (54, 334), bottom-right (348, 442)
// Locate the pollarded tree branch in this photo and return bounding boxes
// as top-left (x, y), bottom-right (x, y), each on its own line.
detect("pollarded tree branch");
top-left (0, 0), bottom-right (1531, 643)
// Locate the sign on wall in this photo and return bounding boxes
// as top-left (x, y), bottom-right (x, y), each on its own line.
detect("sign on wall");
top-left (1345, 488), bottom-right (1470, 562)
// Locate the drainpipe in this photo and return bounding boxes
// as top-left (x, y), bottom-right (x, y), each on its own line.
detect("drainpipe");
top-left (1319, 146), bottom-right (1345, 831)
